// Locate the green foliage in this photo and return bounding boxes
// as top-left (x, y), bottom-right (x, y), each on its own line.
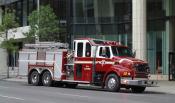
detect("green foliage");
top-left (26, 5), bottom-right (60, 42)
top-left (1, 38), bottom-right (18, 52)
top-left (0, 9), bottom-right (19, 52)
top-left (0, 9), bottom-right (19, 34)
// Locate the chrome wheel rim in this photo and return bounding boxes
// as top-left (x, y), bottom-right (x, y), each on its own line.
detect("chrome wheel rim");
top-left (108, 78), bottom-right (116, 89)
top-left (44, 75), bottom-right (50, 84)
top-left (32, 74), bottom-right (37, 83)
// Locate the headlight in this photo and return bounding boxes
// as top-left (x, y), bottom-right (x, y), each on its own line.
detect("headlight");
top-left (123, 71), bottom-right (131, 76)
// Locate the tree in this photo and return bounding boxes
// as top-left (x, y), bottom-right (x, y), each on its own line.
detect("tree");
top-left (0, 8), bottom-right (19, 50)
top-left (0, 8), bottom-right (19, 51)
top-left (0, 9), bottom-right (19, 37)
top-left (26, 5), bottom-right (60, 42)
top-left (0, 9), bottom-right (19, 78)
top-left (0, 9), bottom-right (19, 50)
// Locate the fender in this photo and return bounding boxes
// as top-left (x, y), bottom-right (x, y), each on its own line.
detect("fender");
top-left (102, 65), bottom-right (122, 83)
top-left (29, 68), bottom-right (54, 79)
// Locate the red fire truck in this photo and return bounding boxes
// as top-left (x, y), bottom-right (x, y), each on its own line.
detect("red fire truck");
top-left (19, 38), bottom-right (157, 93)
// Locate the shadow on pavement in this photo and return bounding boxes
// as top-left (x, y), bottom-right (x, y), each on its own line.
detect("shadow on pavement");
top-left (5, 80), bottom-right (171, 95)
top-left (53, 85), bottom-right (169, 95)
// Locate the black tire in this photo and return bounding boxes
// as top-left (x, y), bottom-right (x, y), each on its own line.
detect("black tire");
top-left (105, 74), bottom-right (120, 92)
top-left (65, 83), bottom-right (78, 88)
top-left (131, 86), bottom-right (146, 93)
top-left (42, 71), bottom-right (53, 86)
top-left (30, 71), bottom-right (40, 86)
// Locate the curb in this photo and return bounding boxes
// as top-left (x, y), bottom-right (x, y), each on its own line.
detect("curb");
top-left (2, 76), bottom-right (27, 83)
top-left (0, 75), bottom-right (7, 80)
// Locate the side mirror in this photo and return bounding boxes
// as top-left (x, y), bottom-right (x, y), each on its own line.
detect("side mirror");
top-left (133, 50), bottom-right (136, 58)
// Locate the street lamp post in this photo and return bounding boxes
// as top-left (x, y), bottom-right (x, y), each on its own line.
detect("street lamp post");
top-left (35, 0), bottom-right (40, 43)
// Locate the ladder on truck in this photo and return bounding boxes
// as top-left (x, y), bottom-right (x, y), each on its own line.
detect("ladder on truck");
top-left (24, 42), bottom-right (69, 49)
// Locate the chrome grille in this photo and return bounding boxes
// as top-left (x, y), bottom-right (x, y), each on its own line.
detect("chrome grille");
top-left (135, 64), bottom-right (149, 73)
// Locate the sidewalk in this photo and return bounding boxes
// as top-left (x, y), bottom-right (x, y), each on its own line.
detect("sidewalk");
top-left (0, 67), bottom-right (19, 80)
top-left (0, 73), bottom-right (7, 80)
top-left (2, 76), bottom-right (28, 82)
top-left (147, 80), bottom-right (175, 94)
top-left (2, 77), bottom-right (175, 94)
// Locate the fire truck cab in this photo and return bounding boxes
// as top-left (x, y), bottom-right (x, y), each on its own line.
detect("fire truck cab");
top-left (20, 38), bottom-right (157, 93)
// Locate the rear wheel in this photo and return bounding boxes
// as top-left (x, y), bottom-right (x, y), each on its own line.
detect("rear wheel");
top-left (30, 71), bottom-right (40, 86)
top-left (131, 86), bottom-right (146, 93)
top-left (42, 71), bottom-right (53, 86)
top-left (105, 74), bottom-right (120, 92)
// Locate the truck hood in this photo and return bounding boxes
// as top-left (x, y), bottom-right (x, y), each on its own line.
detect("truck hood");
top-left (112, 56), bottom-right (146, 64)
top-left (112, 57), bottom-right (149, 75)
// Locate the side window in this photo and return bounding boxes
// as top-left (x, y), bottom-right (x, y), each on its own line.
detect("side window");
top-left (77, 43), bottom-right (83, 57)
top-left (99, 47), bottom-right (103, 56)
top-left (106, 47), bottom-right (110, 58)
top-left (85, 43), bottom-right (91, 57)
top-left (99, 47), bottom-right (110, 58)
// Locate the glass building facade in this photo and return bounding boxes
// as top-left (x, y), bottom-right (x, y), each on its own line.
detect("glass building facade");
top-left (146, 0), bottom-right (175, 76)
top-left (69, 0), bottom-right (132, 48)
top-left (0, 0), bottom-right (175, 77)
top-left (69, 0), bottom-right (175, 76)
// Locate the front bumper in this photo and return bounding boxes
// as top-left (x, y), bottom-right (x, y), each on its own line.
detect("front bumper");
top-left (121, 78), bottom-right (158, 87)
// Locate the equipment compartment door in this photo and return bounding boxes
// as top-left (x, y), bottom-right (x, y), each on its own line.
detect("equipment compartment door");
top-left (74, 64), bottom-right (82, 80)
top-left (74, 58), bottom-right (92, 82)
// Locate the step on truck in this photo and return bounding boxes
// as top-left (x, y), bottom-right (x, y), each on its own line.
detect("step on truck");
top-left (19, 38), bottom-right (157, 93)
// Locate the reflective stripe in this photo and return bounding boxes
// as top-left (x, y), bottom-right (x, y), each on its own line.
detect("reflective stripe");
top-left (96, 61), bottom-right (114, 64)
top-left (74, 61), bottom-right (114, 65)
top-left (74, 61), bottom-right (93, 64)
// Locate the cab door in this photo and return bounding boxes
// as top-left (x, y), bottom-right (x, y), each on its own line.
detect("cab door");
top-left (74, 42), bottom-right (83, 81)
top-left (96, 46), bottom-right (112, 72)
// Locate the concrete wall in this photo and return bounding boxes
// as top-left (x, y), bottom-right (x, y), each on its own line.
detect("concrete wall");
top-left (0, 37), bottom-right (8, 78)
top-left (7, 26), bottom-right (29, 39)
top-left (0, 26), bottom-right (29, 78)
top-left (0, 7), bottom-right (7, 78)
top-left (0, 48), bottom-right (7, 74)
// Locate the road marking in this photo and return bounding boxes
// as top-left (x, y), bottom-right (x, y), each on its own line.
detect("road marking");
top-left (57, 93), bottom-right (90, 98)
top-left (121, 93), bottom-right (145, 97)
top-left (0, 94), bottom-right (25, 101)
top-left (0, 86), bottom-right (9, 89)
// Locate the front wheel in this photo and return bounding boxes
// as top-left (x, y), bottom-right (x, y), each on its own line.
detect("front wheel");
top-left (105, 74), bottom-right (120, 92)
top-left (131, 86), bottom-right (146, 93)
top-left (42, 71), bottom-right (53, 86)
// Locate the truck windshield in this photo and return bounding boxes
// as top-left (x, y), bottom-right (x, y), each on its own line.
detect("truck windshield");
top-left (111, 46), bottom-right (133, 57)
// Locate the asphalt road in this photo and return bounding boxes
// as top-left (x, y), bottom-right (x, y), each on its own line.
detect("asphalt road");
top-left (0, 80), bottom-right (175, 103)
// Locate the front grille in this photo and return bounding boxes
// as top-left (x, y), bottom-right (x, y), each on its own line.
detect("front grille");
top-left (134, 64), bottom-right (149, 78)
top-left (135, 64), bottom-right (149, 73)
